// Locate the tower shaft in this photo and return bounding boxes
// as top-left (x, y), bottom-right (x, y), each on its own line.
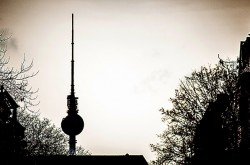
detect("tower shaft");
top-left (69, 135), bottom-right (76, 155)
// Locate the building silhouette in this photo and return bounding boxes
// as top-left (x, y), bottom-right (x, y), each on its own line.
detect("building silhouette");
top-left (0, 85), bottom-right (26, 164)
top-left (239, 36), bottom-right (250, 159)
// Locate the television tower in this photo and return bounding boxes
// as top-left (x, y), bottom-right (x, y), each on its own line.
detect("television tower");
top-left (61, 14), bottom-right (84, 155)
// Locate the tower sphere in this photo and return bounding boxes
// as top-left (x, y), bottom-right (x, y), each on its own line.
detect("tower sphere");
top-left (61, 114), bottom-right (84, 136)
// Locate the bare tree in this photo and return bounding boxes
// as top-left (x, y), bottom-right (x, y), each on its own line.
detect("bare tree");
top-left (151, 61), bottom-right (240, 165)
top-left (0, 32), bottom-right (89, 156)
top-left (0, 31), bottom-right (38, 111)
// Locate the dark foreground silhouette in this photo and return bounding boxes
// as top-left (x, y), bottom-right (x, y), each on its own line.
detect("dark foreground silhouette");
top-left (2, 155), bottom-right (148, 165)
top-left (187, 36), bottom-right (250, 165)
top-left (191, 94), bottom-right (231, 164)
top-left (0, 85), bottom-right (27, 159)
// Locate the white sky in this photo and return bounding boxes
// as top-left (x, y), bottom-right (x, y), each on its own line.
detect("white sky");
top-left (1, 0), bottom-right (250, 161)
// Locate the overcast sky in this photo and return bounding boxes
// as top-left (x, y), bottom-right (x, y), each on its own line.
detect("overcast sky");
top-left (1, 0), bottom-right (250, 161)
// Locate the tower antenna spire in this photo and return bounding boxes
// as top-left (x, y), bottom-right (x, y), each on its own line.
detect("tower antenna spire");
top-left (71, 13), bottom-right (75, 95)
